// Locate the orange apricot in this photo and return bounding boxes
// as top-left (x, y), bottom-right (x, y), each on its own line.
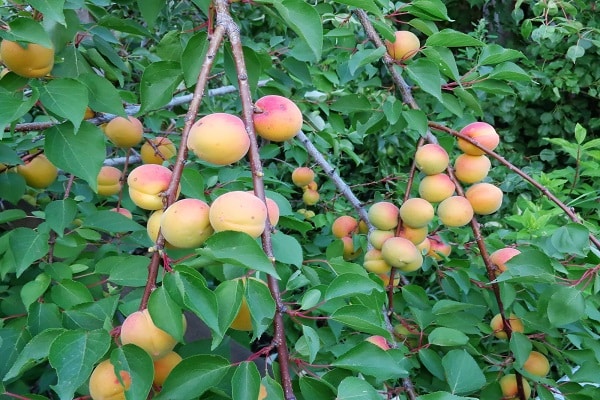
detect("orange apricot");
top-left (457, 121), bottom-right (499, 156)
top-left (103, 116), bottom-right (144, 148)
top-left (187, 113), bottom-right (250, 165)
top-left (253, 95), bottom-right (303, 142)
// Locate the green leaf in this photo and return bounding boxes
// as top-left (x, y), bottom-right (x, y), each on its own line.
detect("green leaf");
top-left (103, 255), bottom-right (150, 287)
top-left (417, 392), bottom-right (478, 400)
top-left (454, 88), bottom-right (483, 117)
top-left (27, 302), bottom-right (62, 336)
top-left (347, 46), bottom-right (386, 75)
top-left (403, 109), bottom-right (429, 137)
top-left (214, 279), bottom-right (243, 344)
top-left (197, 231), bottom-right (279, 278)
top-left (426, 29), bottom-right (483, 47)
top-left (110, 345), bottom-right (153, 400)
top-left (566, 45), bottom-right (585, 63)
top-left (402, 284), bottom-right (431, 309)
top-left (296, 325), bottom-right (320, 364)
top-left (547, 286), bottom-right (585, 327)
top-left (404, 0), bottom-right (452, 21)
top-left (432, 300), bottom-right (485, 315)
top-left (478, 44), bottom-right (525, 65)
top-left (428, 327), bottom-right (469, 346)
top-left (139, 61), bottom-right (183, 113)
top-left (50, 279), bottom-right (94, 310)
top-left (509, 332), bottom-right (532, 368)
top-left (38, 78), bottom-right (88, 132)
top-left (330, 94), bottom-right (372, 113)
top-left (44, 122), bottom-right (106, 192)
top-left (247, 278), bottom-right (275, 338)
top-left (271, 231), bottom-right (303, 267)
top-left (180, 167), bottom-right (206, 200)
top-left (0, 17), bottom-right (53, 48)
top-left (20, 273), bottom-right (51, 309)
top-left (82, 210), bottom-right (145, 233)
top-left (48, 329), bottom-right (111, 400)
top-left (3, 328), bottom-right (64, 382)
top-left (97, 15), bottom-right (152, 36)
top-left (272, 0), bottom-right (323, 62)
top-left (487, 62), bottom-right (530, 82)
top-left (78, 73), bottom-right (127, 116)
top-left (299, 376), bottom-right (336, 399)
top-left (331, 0), bottom-right (382, 16)
top-left (325, 273), bottom-right (384, 301)
top-left (232, 362), bottom-right (261, 400)
top-left (148, 286), bottom-right (186, 343)
top-left (181, 32), bottom-right (209, 87)
top-left (337, 376), bottom-right (382, 400)
top-left (550, 223), bottom-right (589, 257)
top-left (45, 199), bottom-right (77, 238)
top-left (29, 0), bottom-right (66, 26)
top-left (442, 350), bottom-right (485, 395)
top-left (0, 89), bottom-right (40, 132)
top-left (422, 47), bottom-right (461, 82)
top-left (0, 143), bottom-right (23, 165)
top-left (331, 305), bottom-right (391, 338)
top-left (0, 209), bottom-right (26, 224)
top-left (333, 341), bottom-right (408, 380)
top-left (155, 355), bottom-right (230, 400)
top-left (0, 327), bottom-right (30, 380)
top-left (574, 123), bottom-right (586, 144)
top-left (63, 296), bottom-right (119, 330)
top-left (405, 59), bottom-right (443, 102)
top-left (418, 348), bottom-right (445, 381)
top-left (136, 0), bottom-right (164, 29)
top-left (0, 172), bottom-right (26, 204)
top-left (9, 227), bottom-right (50, 277)
top-left (495, 249), bottom-right (555, 284)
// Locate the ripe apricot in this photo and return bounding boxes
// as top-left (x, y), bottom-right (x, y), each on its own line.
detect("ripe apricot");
top-left (341, 236), bottom-right (361, 260)
top-left (120, 309), bottom-right (184, 359)
top-left (499, 374), bottom-right (531, 399)
top-left (378, 272), bottom-right (400, 287)
top-left (187, 113), bottom-right (250, 165)
top-left (306, 181), bottom-right (318, 191)
top-left (490, 247), bottom-right (520, 276)
top-left (453, 154), bottom-right (491, 184)
top-left (16, 154), bottom-right (58, 189)
top-left (160, 198), bottom-right (213, 248)
top-left (414, 144), bottom-right (449, 175)
top-left (368, 229), bottom-right (395, 250)
top-left (253, 95), bottom-right (303, 142)
top-left (302, 189), bottom-right (319, 206)
top-left (465, 182), bottom-right (503, 215)
top-left (365, 335), bottom-right (390, 350)
top-left (427, 235), bottom-right (452, 260)
top-left (153, 351), bottom-right (182, 386)
top-left (127, 164), bottom-right (177, 210)
top-left (384, 31), bottom-right (420, 61)
top-left (367, 201), bottom-right (399, 230)
top-left (363, 248), bottom-right (392, 274)
top-left (523, 350), bottom-right (550, 377)
top-left (89, 359), bottom-right (131, 400)
top-left (437, 196), bottom-right (474, 227)
top-left (140, 137), bottom-right (177, 165)
top-left (418, 173), bottom-right (455, 203)
top-left (84, 107), bottom-right (95, 120)
top-left (230, 278), bottom-right (268, 331)
top-left (416, 237), bottom-right (431, 254)
top-left (397, 224), bottom-right (428, 245)
top-left (381, 237), bottom-right (423, 272)
top-left (209, 191), bottom-right (268, 238)
top-left (490, 313), bottom-right (524, 340)
top-left (110, 207), bottom-right (133, 219)
top-left (457, 122), bottom-right (500, 156)
top-left (291, 167), bottom-right (315, 187)
top-left (0, 40), bottom-right (54, 78)
top-left (97, 166), bottom-right (122, 196)
top-left (399, 198), bottom-right (434, 228)
top-left (332, 215), bottom-right (359, 238)
top-left (103, 116), bottom-right (144, 148)
top-left (265, 197), bottom-right (280, 227)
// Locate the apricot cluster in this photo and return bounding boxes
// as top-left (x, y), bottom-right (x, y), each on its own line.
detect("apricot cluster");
top-left (331, 215), bottom-right (362, 260)
top-left (291, 166), bottom-right (319, 206)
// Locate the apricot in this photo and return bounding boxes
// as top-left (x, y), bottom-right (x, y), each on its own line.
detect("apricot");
top-left (110, 207), bottom-right (133, 219)
top-left (378, 273), bottom-right (400, 287)
top-left (368, 229), bottom-right (395, 250)
top-left (418, 173), bottom-right (455, 203)
top-left (160, 198), bottom-right (213, 248)
top-left (490, 313), bottom-right (524, 340)
top-left (97, 166), bottom-right (122, 196)
top-left (427, 235), bottom-right (452, 260)
top-left (437, 196), bottom-right (474, 227)
top-left (363, 248), bottom-right (392, 274)
top-left (399, 198), bottom-right (434, 228)
top-left (120, 309), bottom-right (184, 359)
top-left (153, 351), bottom-right (183, 386)
top-left (384, 31), bottom-right (420, 61)
top-left (341, 236), bottom-right (361, 260)
top-left (499, 374), bottom-right (531, 399)
top-left (302, 189), bottom-right (319, 206)
top-left (332, 215), bottom-right (359, 238)
top-left (253, 95), bottom-right (303, 142)
top-left (365, 335), bottom-right (390, 350)
top-left (84, 107), bottom-right (95, 120)
top-left (230, 278), bottom-right (268, 331)
top-left (140, 137), bottom-right (177, 165)
top-left (0, 40), bottom-right (54, 78)
top-left (381, 237), bottom-right (423, 272)
top-left (127, 164), bottom-right (177, 210)
top-left (209, 191), bottom-right (268, 238)
top-left (453, 154), bottom-right (491, 184)
top-left (414, 144), bottom-right (449, 175)
top-left (187, 113), bottom-right (250, 165)
top-left (265, 197), bottom-right (280, 227)
top-left (367, 201), bottom-right (399, 231)
top-left (490, 247), bottom-right (520, 276)
top-left (523, 350), bottom-right (550, 377)
top-left (291, 167), bottom-right (315, 187)
top-left (457, 121), bottom-right (499, 156)
top-left (16, 154), bottom-right (58, 189)
top-left (147, 209), bottom-right (164, 244)
top-left (397, 224), bottom-right (428, 245)
top-left (89, 359), bottom-right (131, 400)
top-left (416, 237), bottom-right (431, 254)
top-left (103, 116), bottom-right (144, 148)
top-left (306, 181), bottom-right (318, 191)
top-left (465, 182), bottom-right (503, 215)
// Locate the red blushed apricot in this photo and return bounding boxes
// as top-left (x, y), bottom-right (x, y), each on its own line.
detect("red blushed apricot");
top-left (97, 166), bottom-right (122, 196)
top-left (418, 173), bottom-right (455, 203)
top-left (332, 215), bottom-right (359, 238)
top-left (253, 95), bottom-right (303, 142)
top-left (160, 198), bottom-right (213, 248)
top-left (437, 196), bottom-right (474, 227)
top-left (153, 351), bottom-right (183, 387)
top-left (140, 137), bottom-right (177, 165)
top-left (16, 154), bottom-right (58, 189)
top-left (416, 237), bottom-right (431, 254)
top-left (465, 182), bottom-right (503, 215)
top-left (490, 247), bottom-right (520, 276)
top-left (384, 31), bottom-right (420, 61)
top-left (209, 191), bottom-right (268, 238)
top-left (499, 374), bottom-right (531, 399)
top-left (291, 167), bottom-right (315, 187)
top-left (103, 116), bottom-right (144, 148)
top-left (245, 191), bottom-right (280, 227)
top-left (89, 359), bottom-right (131, 400)
top-left (427, 235), bottom-right (452, 260)
top-left (381, 237), bottom-right (423, 272)
top-left (0, 40), bottom-right (54, 78)
top-left (187, 113), bottom-right (250, 165)
top-left (397, 224), bottom-right (428, 245)
top-left (363, 248), bottom-right (392, 274)
top-left (365, 335), bottom-right (390, 350)
top-left (523, 350), bottom-right (550, 377)
top-left (110, 207), bottom-right (133, 219)
top-left (368, 229), bottom-right (395, 250)
top-left (453, 154), bottom-right (491, 184)
top-left (127, 164), bottom-right (178, 210)
top-left (457, 121), bottom-right (500, 155)
top-left (399, 198), bottom-right (434, 228)
top-left (367, 201), bottom-right (399, 231)
top-left (120, 309), bottom-right (184, 359)
top-left (490, 313), bottom-right (524, 340)
top-left (414, 144), bottom-right (449, 175)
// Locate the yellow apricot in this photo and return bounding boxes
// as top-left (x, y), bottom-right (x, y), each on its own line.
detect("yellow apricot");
top-left (120, 309), bottom-right (184, 359)
top-left (332, 215), bottom-right (359, 238)
top-left (414, 144), bottom-right (449, 175)
top-left (437, 196), bottom-right (474, 227)
top-left (499, 374), bottom-right (531, 399)
top-left (453, 154), bottom-right (491, 184)
top-left (160, 198), bottom-right (213, 248)
top-left (363, 248), bottom-right (392, 274)
top-left (253, 95), bottom-right (303, 142)
top-left (0, 40), bottom-right (54, 78)
top-left (416, 237), bottom-right (431, 254)
top-left (368, 229), bottom-right (395, 250)
top-left (291, 167), bottom-right (315, 187)
top-left (490, 313), bottom-right (524, 340)
top-left (153, 351), bottom-right (182, 386)
top-left (89, 359), bottom-right (131, 400)
top-left (103, 116), bottom-right (144, 148)
top-left (457, 122), bottom-right (500, 156)
top-left (340, 236), bottom-right (361, 260)
top-left (367, 201), bottom-right (399, 230)
top-left (140, 137), bottom-right (177, 165)
top-left (16, 154), bottom-right (58, 189)
top-left (523, 350), bottom-right (550, 377)
top-left (418, 173), bottom-right (455, 203)
top-left (306, 181), bottom-right (318, 191)
top-left (127, 164), bottom-right (177, 210)
top-left (381, 237), bottom-right (423, 272)
top-left (397, 224), bottom-right (428, 245)
top-left (209, 191), bottom-right (268, 238)
top-left (97, 166), bottom-right (122, 196)
top-left (399, 198), bottom-right (434, 228)
top-left (302, 189), bottom-right (319, 206)
top-left (490, 247), bottom-right (520, 276)
top-left (230, 278), bottom-right (268, 331)
top-left (384, 31), bottom-right (420, 61)
top-left (187, 113), bottom-right (250, 165)
top-left (465, 182), bottom-right (503, 215)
